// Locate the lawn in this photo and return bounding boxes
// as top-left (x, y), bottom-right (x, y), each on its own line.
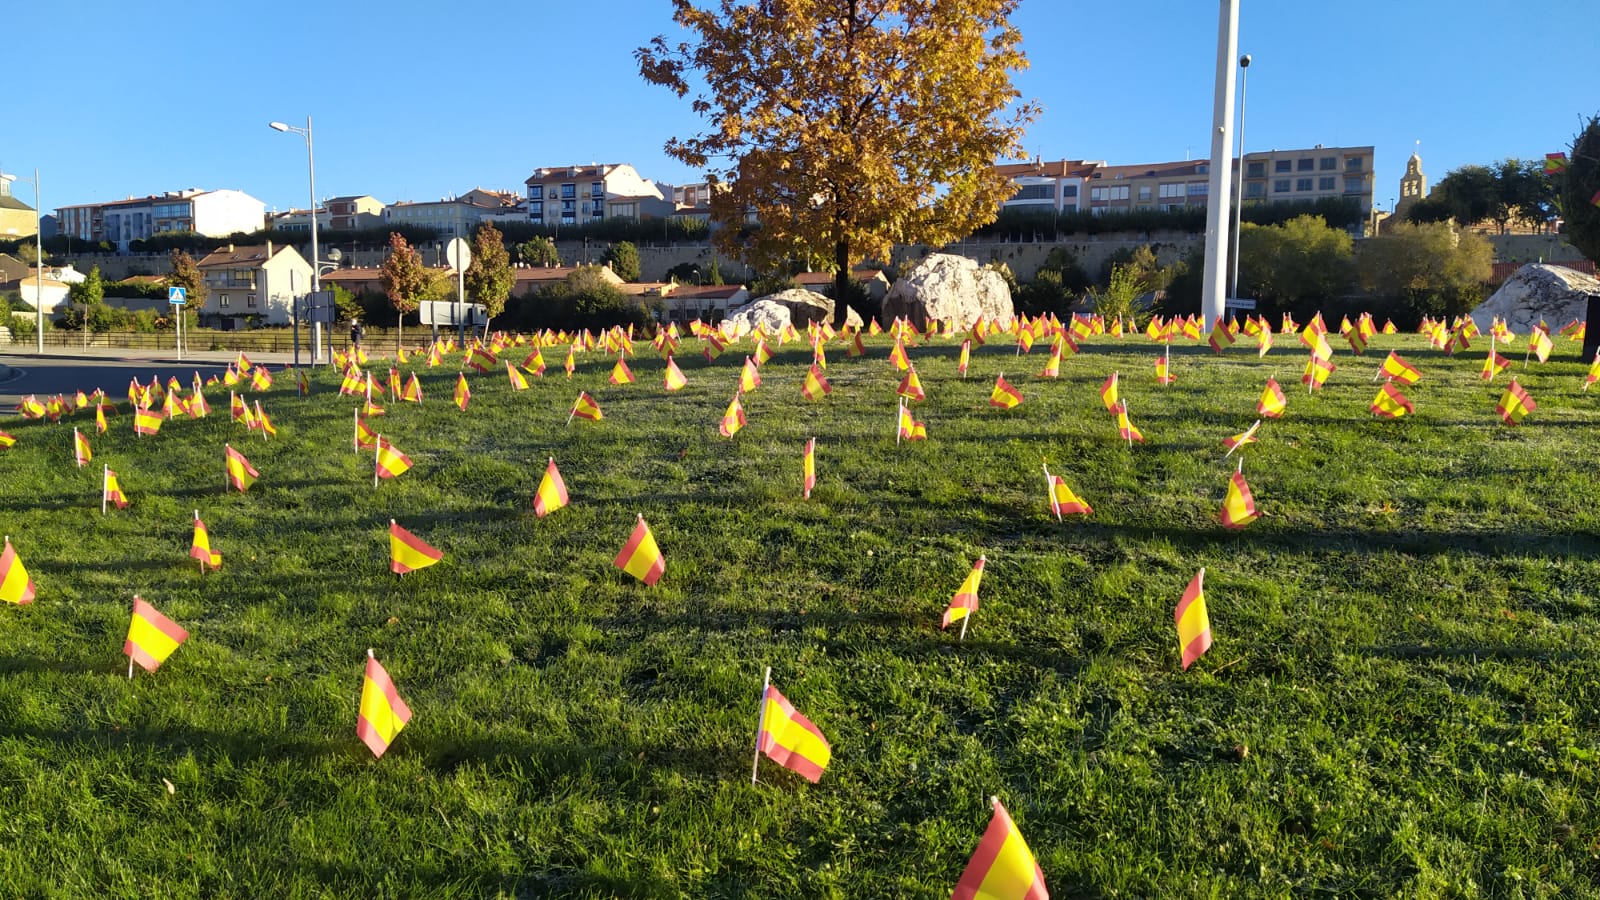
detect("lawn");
top-left (0, 323), bottom-right (1597, 898)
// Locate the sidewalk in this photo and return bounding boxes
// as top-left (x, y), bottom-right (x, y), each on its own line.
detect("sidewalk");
top-left (0, 346), bottom-right (304, 368)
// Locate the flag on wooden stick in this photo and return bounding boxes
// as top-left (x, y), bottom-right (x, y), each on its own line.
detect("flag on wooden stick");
top-left (613, 514), bottom-right (665, 585)
top-left (389, 520), bottom-right (443, 574)
top-left (533, 458), bottom-right (569, 517)
top-left (751, 668), bottom-right (832, 784)
top-left (124, 596), bottom-right (188, 674)
top-left (941, 556), bottom-right (986, 638)
top-left (224, 445), bottom-right (258, 493)
top-left (191, 511), bottom-right (221, 570)
top-left (356, 649), bottom-right (412, 759)
top-left (0, 537), bottom-right (36, 605)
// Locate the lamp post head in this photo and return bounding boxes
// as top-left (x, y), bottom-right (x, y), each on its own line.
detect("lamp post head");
top-left (268, 122), bottom-right (291, 133)
top-left (1239, 54), bottom-right (1252, 68)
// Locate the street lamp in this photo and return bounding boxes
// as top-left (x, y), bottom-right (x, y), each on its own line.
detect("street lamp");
top-left (1229, 53), bottom-right (1251, 304)
top-left (268, 118), bottom-right (320, 296)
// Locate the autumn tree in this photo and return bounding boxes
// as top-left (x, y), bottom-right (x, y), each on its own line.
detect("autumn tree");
top-left (464, 221), bottom-right (514, 332)
top-left (1563, 115), bottom-right (1600, 265)
top-left (167, 250), bottom-right (208, 307)
top-left (638, 0), bottom-right (1037, 327)
top-left (380, 232), bottom-right (429, 349)
top-left (518, 236), bottom-right (561, 267)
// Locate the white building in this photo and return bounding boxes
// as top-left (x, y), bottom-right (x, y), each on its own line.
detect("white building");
top-left (57, 189), bottom-right (267, 251)
top-left (522, 164), bottom-right (669, 227)
top-left (194, 242), bottom-right (314, 326)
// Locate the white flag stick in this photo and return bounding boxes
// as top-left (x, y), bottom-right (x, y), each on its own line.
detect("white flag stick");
top-left (374, 435), bottom-right (382, 488)
top-left (1042, 463), bottom-right (1060, 522)
top-left (751, 666), bottom-right (772, 786)
top-left (101, 464), bottom-right (108, 515)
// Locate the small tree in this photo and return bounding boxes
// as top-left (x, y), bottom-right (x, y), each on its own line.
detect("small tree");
top-left (518, 236), bottom-right (561, 267)
top-left (604, 241), bottom-right (641, 282)
top-left (1563, 115), bottom-right (1600, 266)
top-left (1358, 221), bottom-right (1492, 320)
top-left (465, 222), bottom-right (514, 332)
top-left (707, 257), bottom-right (724, 285)
top-left (1088, 264), bottom-right (1148, 327)
top-left (69, 264), bottom-right (105, 308)
top-left (380, 232), bottom-right (429, 349)
top-left (167, 250), bottom-right (208, 307)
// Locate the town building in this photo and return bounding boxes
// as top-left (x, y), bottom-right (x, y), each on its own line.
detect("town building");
top-left (56, 189), bottom-right (267, 251)
top-left (0, 173), bottom-right (38, 239)
top-left (327, 195), bottom-right (386, 231)
top-left (385, 189), bottom-right (519, 239)
top-left (993, 159), bottom-right (1100, 215)
top-left (521, 164), bottom-right (668, 227)
top-left (193, 242), bottom-right (313, 326)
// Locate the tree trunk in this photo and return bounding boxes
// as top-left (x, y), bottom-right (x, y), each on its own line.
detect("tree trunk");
top-left (830, 239), bottom-right (851, 329)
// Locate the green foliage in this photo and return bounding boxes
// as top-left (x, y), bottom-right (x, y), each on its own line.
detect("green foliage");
top-left (1039, 247), bottom-right (1092, 293)
top-left (707, 257), bottom-right (725, 285)
top-left (68, 265), bottom-right (105, 308)
top-left (1562, 115), bottom-right (1600, 265)
top-left (104, 280), bottom-right (171, 301)
top-left (1156, 245), bottom-right (1206, 318)
top-left (516, 236), bottom-right (561, 268)
top-left (665, 261), bottom-right (703, 285)
top-left (603, 241), bottom-right (641, 282)
top-left (464, 222), bottom-right (514, 321)
top-left (165, 250), bottom-right (208, 306)
top-left (1087, 263), bottom-right (1148, 325)
top-left (1409, 158), bottom-right (1562, 234)
top-left (330, 285), bottom-right (362, 324)
top-left (975, 196), bottom-right (1364, 241)
top-left (1235, 215), bottom-right (1355, 319)
top-left (749, 272), bottom-right (799, 299)
top-left (1358, 221), bottom-right (1493, 320)
top-left (507, 264), bottom-right (656, 332)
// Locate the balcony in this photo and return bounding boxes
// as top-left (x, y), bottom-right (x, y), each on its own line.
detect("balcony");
top-left (204, 275), bottom-right (256, 290)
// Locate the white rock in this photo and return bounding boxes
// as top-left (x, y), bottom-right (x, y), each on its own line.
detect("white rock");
top-left (745, 288), bottom-right (863, 329)
top-left (721, 299), bottom-right (792, 337)
top-left (1471, 264), bottom-right (1600, 335)
top-left (880, 253), bottom-right (1015, 330)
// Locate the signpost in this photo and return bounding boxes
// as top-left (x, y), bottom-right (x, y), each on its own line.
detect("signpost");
top-left (1224, 298), bottom-right (1256, 310)
top-left (445, 238), bottom-right (472, 347)
top-left (168, 287), bottom-right (187, 359)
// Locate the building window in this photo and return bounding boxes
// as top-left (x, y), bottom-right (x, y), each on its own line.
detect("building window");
top-left (1275, 160), bottom-right (1292, 173)
top-left (1297, 158), bottom-right (1314, 172)
top-left (1060, 185), bottom-right (1077, 198)
top-left (1187, 182), bottom-right (1208, 196)
top-left (528, 201), bottom-right (542, 214)
top-left (1109, 185), bottom-right (1130, 201)
top-left (1011, 184), bottom-right (1056, 201)
top-left (561, 184), bottom-right (576, 199)
top-left (591, 201), bottom-right (605, 215)
top-left (220, 295), bottom-right (230, 309)
top-left (1196, 164), bottom-right (1209, 174)
top-left (1318, 177), bottom-right (1336, 191)
top-left (1245, 182), bottom-right (1265, 198)
top-left (561, 199), bottom-right (575, 213)
top-left (1320, 157), bottom-right (1337, 171)
top-left (1345, 177), bottom-right (1365, 193)
top-left (528, 186), bottom-right (543, 200)
top-left (1247, 162), bottom-right (1266, 177)
top-left (247, 294), bottom-right (257, 308)
top-left (1137, 186), bottom-right (1151, 201)
top-left (561, 215), bottom-right (576, 225)
top-left (1274, 179), bottom-right (1291, 193)
top-left (591, 182), bottom-right (603, 197)
top-left (1345, 157), bottom-right (1363, 171)
top-left (1089, 187), bottom-right (1108, 202)
top-left (1296, 178), bottom-right (1314, 192)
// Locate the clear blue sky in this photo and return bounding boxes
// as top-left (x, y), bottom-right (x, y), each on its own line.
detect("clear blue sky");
top-left (4, 0), bottom-right (1592, 218)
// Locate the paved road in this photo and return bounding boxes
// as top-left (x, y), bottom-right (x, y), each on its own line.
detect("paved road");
top-left (0, 349), bottom-right (303, 412)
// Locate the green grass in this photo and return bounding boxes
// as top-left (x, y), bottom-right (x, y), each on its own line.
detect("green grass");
top-left (2, 328), bottom-right (1599, 898)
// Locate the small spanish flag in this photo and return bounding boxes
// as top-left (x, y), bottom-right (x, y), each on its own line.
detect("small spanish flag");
top-left (889, 336), bottom-right (911, 370)
top-left (533, 458), bottom-right (570, 518)
top-left (523, 349), bottom-right (546, 377)
top-left (1044, 467), bottom-right (1090, 518)
top-left (614, 514), bottom-right (665, 585)
top-left (898, 365), bottom-right (927, 402)
top-left (801, 364), bottom-right (831, 400)
top-left (1497, 378), bottom-right (1536, 425)
top-left (191, 512), bottom-right (221, 569)
top-left (1379, 350), bottom-right (1421, 384)
top-left (719, 393), bottom-right (747, 438)
top-left (663, 356), bottom-right (688, 392)
top-left (356, 649), bottom-right (413, 759)
top-left (225, 445), bottom-right (259, 493)
top-left (103, 466), bottom-right (129, 511)
top-left (1221, 470), bottom-right (1259, 529)
top-left (989, 375), bottom-right (1023, 409)
top-left (802, 437), bottom-right (817, 499)
top-left (1370, 382), bottom-right (1414, 419)
top-left (0, 537), bottom-right (37, 604)
top-left (389, 520), bottom-right (443, 574)
top-left (1530, 328), bottom-right (1554, 364)
top-left (753, 669), bottom-right (832, 784)
top-left (74, 428), bottom-right (92, 467)
top-left (609, 358), bottom-right (635, 385)
top-left (454, 373), bottom-right (471, 411)
top-left (897, 401), bottom-right (927, 441)
top-left (1222, 420), bottom-right (1260, 456)
top-left (1155, 353), bottom-right (1176, 386)
top-left (1481, 350), bottom-right (1511, 381)
top-left (1176, 569), bottom-right (1212, 669)
top-left (134, 406), bottom-right (164, 436)
top-left (740, 356), bottom-right (762, 392)
top-left (124, 596), bottom-right (188, 673)
top-left (1257, 377), bottom-right (1287, 418)
top-left (374, 436), bottom-right (413, 482)
top-left (941, 556), bottom-right (985, 632)
top-left (1115, 401), bottom-right (1144, 444)
top-left (0, 430), bottom-right (15, 449)
top-left (957, 339), bottom-right (971, 376)
top-left (570, 391), bottom-right (603, 422)
top-left (951, 797), bottom-right (1049, 900)
top-left (1099, 371), bottom-right (1120, 412)
top-left (507, 361), bottom-right (530, 390)
top-left (1302, 353), bottom-right (1335, 390)
top-left (255, 401), bottom-right (276, 438)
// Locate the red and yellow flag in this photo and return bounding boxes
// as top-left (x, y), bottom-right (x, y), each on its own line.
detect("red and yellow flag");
top-left (255, 401), bottom-right (276, 438)
top-left (951, 797), bottom-right (1049, 900)
top-left (957, 339), bottom-right (971, 376)
top-left (0, 537), bottom-right (36, 605)
top-left (719, 393), bottom-right (747, 438)
top-left (989, 375), bottom-right (1023, 409)
top-left (74, 428), bottom-right (92, 467)
top-left (533, 458), bottom-right (570, 518)
top-left (523, 349), bottom-right (547, 377)
top-left (898, 403), bottom-right (927, 441)
top-left (1115, 401), bottom-right (1144, 444)
top-left (1099, 372), bottom-right (1120, 412)
top-left (402, 373), bottom-right (423, 403)
top-left (1545, 152), bottom-right (1568, 175)
top-left (1379, 350), bottom-right (1421, 384)
top-left (571, 391), bottom-right (603, 422)
top-left (374, 437), bottom-right (413, 480)
top-left (124, 596), bottom-right (189, 672)
top-left (614, 514), bottom-right (665, 585)
top-left (1370, 382), bottom-right (1415, 419)
top-left (1481, 350), bottom-right (1511, 381)
top-left (389, 520), bottom-right (443, 574)
top-left (1222, 420), bottom-right (1260, 455)
top-left (898, 366), bottom-right (927, 402)
top-left (356, 650), bottom-right (413, 758)
top-left (1208, 320), bottom-right (1235, 353)
top-left (191, 513), bottom-right (221, 568)
top-left (663, 356), bottom-right (688, 392)
top-left (608, 358), bottom-right (635, 385)
top-left (134, 406), bottom-right (164, 436)
top-left (1530, 328), bottom-right (1554, 364)
top-left (941, 556), bottom-right (985, 630)
top-left (104, 467), bottom-right (129, 510)
top-left (1155, 353), bottom-right (1175, 386)
top-left (1585, 349), bottom-right (1600, 392)
top-left (801, 364), bottom-right (831, 400)
top-left (1497, 378), bottom-right (1536, 425)
top-left (1047, 475), bottom-right (1091, 517)
top-left (0, 429), bottom-right (15, 449)
top-left (1302, 353), bottom-right (1335, 390)
top-left (756, 677), bottom-right (832, 783)
top-left (1176, 569), bottom-right (1212, 669)
top-left (890, 336), bottom-right (912, 369)
top-left (739, 356), bottom-right (762, 392)
top-left (225, 445), bottom-right (259, 493)
top-left (507, 361), bottom-right (530, 390)
top-left (454, 373), bottom-right (471, 411)
top-left (1257, 377), bottom-right (1287, 418)
top-left (802, 438), bottom-right (816, 499)
top-left (1346, 328), bottom-right (1367, 356)
top-left (1221, 471), bottom-right (1259, 529)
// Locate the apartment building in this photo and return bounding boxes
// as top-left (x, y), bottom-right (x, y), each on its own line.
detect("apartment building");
top-left (0, 173), bottom-right (38, 238)
top-left (386, 189), bottom-right (519, 238)
top-left (994, 159), bottom-right (1099, 214)
top-left (1237, 145), bottom-right (1374, 211)
top-left (327, 195), bottom-right (386, 230)
top-left (56, 189), bottom-right (266, 250)
top-left (193, 241), bottom-right (314, 325)
top-left (522, 164), bottom-right (667, 227)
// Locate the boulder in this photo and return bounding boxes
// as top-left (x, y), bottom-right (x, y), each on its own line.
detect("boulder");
top-left (880, 253), bottom-right (1014, 330)
top-left (721, 299), bottom-right (793, 337)
top-left (1471, 264), bottom-right (1600, 335)
top-left (749, 288), bottom-right (863, 329)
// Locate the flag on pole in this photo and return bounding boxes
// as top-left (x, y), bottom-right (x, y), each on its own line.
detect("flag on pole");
top-left (454, 373), bottom-right (471, 410)
top-left (1346, 328), bottom-right (1367, 356)
top-left (740, 357), bottom-right (762, 392)
top-left (1222, 420), bottom-right (1260, 455)
top-left (298, 368), bottom-right (311, 397)
top-left (1114, 401), bottom-right (1144, 444)
top-left (958, 339), bottom-right (971, 376)
top-left (802, 438), bottom-right (816, 499)
top-left (564, 347), bottom-right (577, 377)
top-left (255, 401), bottom-right (276, 438)
top-left (402, 373), bottom-right (423, 403)
top-left (1257, 377), bottom-right (1287, 418)
top-left (1039, 339), bottom-right (1062, 377)
top-left (608, 358), bottom-right (635, 385)
top-left (941, 556), bottom-right (985, 630)
top-left (95, 403), bottom-right (108, 434)
top-left (989, 375), bottom-right (1023, 409)
top-left (124, 596), bottom-right (189, 672)
top-left (1208, 322), bottom-right (1235, 353)
top-left (374, 437), bottom-right (413, 480)
top-left (533, 458), bottom-right (570, 517)
top-left (1176, 569), bottom-right (1212, 669)
top-left (1586, 349), bottom-right (1600, 391)
top-left (1221, 471), bottom-right (1259, 529)
top-left (614, 514), bottom-right (665, 585)
top-left (507, 361), bottom-right (530, 390)
top-left (1497, 378), bottom-right (1536, 425)
top-left (719, 393), bottom-right (747, 438)
top-left (1099, 372), bottom-right (1120, 413)
top-left (1379, 350), bottom-right (1421, 384)
top-left (1046, 473), bottom-right (1091, 517)
top-left (899, 365), bottom-right (927, 402)
top-left (755, 677), bottom-right (833, 783)
top-left (389, 520), bottom-right (443, 574)
top-left (571, 391), bottom-right (603, 422)
top-left (0, 430), bottom-right (14, 449)
top-left (356, 650), bottom-right (413, 759)
top-left (74, 428), bottom-right (92, 467)
top-left (951, 797), bottom-right (1049, 900)
top-left (0, 538), bottom-right (36, 605)
top-left (104, 467), bottom-right (129, 510)
top-left (191, 513), bottom-right (221, 568)
top-left (889, 337), bottom-right (911, 369)
top-left (134, 406), bottom-right (164, 435)
top-left (1545, 152), bottom-right (1569, 175)
top-left (1481, 350), bottom-right (1511, 381)
top-left (801, 364), bottom-right (832, 400)
top-left (1155, 353), bottom-right (1176, 386)
top-left (1302, 354), bottom-right (1335, 390)
top-left (523, 348), bottom-right (547, 377)
top-left (225, 445), bottom-right (259, 493)
top-left (663, 356), bottom-right (688, 391)
top-left (250, 366), bottom-right (273, 392)
top-left (1370, 382), bottom-right (1415, 419)
top-left (1530, 328), bottom-right (1554, 364)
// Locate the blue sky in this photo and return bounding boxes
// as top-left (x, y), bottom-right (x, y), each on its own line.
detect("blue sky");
top-left (4, 0), bottom-right (1592, 218)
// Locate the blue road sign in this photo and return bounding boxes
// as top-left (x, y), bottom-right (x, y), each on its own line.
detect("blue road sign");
top-left (168, 286), bottom-right (188, 305)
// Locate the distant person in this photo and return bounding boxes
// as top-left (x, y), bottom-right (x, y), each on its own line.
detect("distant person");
top-left (350, 321), bottom-right (364, 351)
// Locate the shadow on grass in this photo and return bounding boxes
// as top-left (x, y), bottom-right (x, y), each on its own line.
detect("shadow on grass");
top-left (1360, 644), bottom-right (1584, 662)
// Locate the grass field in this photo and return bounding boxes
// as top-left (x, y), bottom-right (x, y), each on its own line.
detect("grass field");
top-left (1, 325), bottom-right (1599, 898)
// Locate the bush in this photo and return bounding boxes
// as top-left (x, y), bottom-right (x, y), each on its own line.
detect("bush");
top-left (603, 241), bottom-right (641, 282)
